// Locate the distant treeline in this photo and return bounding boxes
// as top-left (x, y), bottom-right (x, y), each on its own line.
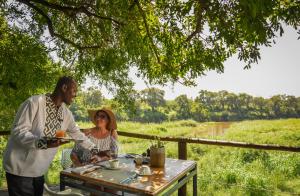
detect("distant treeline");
top-left (70, 87), bottom-right (300, 122)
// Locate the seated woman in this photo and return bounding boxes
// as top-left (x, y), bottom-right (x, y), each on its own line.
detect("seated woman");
top-left (71, 108), bottom-right (118, 166)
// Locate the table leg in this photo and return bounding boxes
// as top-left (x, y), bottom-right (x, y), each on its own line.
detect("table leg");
top-left (60, 175), bottom-right (65, 191)
top-left (178, 175), bottom-right (187, 196)
top-left (193, 167), bottom-right (197, 196)
top-left (178, 142), bottom-right (187, 196)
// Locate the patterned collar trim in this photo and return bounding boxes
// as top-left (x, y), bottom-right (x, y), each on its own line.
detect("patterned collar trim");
top-left (46, 94), bottom-right (62, 110)
top-left (44, 94), bottom-right (63, 137)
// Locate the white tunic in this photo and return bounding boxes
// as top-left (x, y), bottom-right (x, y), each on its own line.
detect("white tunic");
top-left (3, 94), bottom-right (95, 177)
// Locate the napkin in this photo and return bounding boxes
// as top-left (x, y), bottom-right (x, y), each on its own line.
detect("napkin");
top-left (71, 165), bottom-right (101, 175)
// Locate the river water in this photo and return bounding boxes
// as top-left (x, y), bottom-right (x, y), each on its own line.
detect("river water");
top-left (197, 122), bottom-right (232, 137)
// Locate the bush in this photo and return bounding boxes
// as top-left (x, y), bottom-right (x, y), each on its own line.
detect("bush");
top-left (240, 150), bottom-right (270, 164)
top-left (180, 120), bottom-right (197, 127)
top-left (139, 109), bottom-right (167, 123)
top-left (243, 176), bottom-right (270, 196)
top-left (157, 127), bottom-right (167, 132)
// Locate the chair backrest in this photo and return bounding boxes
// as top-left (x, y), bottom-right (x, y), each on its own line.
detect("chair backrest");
top-left (44, 183), bottom-right (60, 196)
top-left (61, 148), bottom-right (73, 169)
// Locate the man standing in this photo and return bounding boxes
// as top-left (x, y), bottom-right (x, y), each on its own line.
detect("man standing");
top-left (3, 76), bottom-right (95, 196)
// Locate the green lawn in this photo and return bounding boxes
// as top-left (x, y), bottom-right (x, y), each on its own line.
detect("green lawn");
top-left (1, 119), bottom-right (300, 195)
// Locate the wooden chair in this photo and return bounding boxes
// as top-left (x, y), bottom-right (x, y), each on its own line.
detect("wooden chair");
top-left (61, 148), bottom-right (73, 169)
top-left (44, 148), bottom-right (84, 196)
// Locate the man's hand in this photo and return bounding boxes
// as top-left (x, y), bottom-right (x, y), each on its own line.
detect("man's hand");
top-left (47, 139), bottom-right (69, 148)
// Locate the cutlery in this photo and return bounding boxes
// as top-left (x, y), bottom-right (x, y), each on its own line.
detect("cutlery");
top-left (120, 173), bottom-right (138, 184)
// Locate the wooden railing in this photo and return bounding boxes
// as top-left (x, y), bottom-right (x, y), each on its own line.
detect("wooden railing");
top-left (117, 131), bottom-right (300, 152)
top-left (2, 130), bottom-right (299, 152)
top-left (1, 130), bottom-right (299, 196)
top-left (0, 131), bottom-right (10, 136)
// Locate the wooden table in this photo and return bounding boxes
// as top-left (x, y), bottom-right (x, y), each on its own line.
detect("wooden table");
top-left (60, 157), bottom-right (197, 196)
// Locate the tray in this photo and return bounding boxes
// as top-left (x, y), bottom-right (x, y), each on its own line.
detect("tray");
top-left (45, 137), bottom-right (84, 142)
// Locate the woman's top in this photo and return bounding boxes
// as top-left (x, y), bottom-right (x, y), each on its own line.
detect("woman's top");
top-left (72, 131), bottom-right (118, 164)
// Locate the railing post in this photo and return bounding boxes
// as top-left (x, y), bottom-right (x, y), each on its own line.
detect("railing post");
top-left (178, 141), bottom-right (187, 196)
top-left (178, 141), bottom-right (187, 160)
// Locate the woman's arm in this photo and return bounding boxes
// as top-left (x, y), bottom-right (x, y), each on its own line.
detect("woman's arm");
top-left (110, 130), bottom-right (119, 158)
top-left (70, 143), bottom-right (85, 167)
top-left (70, 152), bottom-right (83, 167)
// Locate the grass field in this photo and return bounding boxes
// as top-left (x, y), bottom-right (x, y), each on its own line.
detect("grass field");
top-left (1, 119), bottom-right (300, 195)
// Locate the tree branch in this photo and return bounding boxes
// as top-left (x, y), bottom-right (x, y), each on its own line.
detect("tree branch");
top-left (17, 0), bottom-right (102, 50)
top-left (28, 0), bottom-right (124, 25)
top-left (186, 0), bottom-right (207, 42)
top-left (135, 0), bottom-right (161, 64)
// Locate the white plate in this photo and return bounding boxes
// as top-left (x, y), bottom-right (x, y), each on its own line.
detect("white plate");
top-left (105, 166), bottom-right (121, 170)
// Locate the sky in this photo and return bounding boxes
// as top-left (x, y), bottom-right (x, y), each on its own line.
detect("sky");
top-left (84, 25), bottom-right (300, 100)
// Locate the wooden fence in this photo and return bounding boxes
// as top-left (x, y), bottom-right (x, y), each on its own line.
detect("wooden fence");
top-left (1, 130), bottom-right (299, 196)
top-left (117, 131), bottom-right (300, 196)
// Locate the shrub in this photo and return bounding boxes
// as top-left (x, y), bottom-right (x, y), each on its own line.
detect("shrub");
top-left (180, 120), bottom-right (197, 127)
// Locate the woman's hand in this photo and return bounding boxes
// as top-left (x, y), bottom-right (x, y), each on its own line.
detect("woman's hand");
top-left (98, 150), bottom-right (111, 157)
top-left (70, 153), bottom-right (83, 167)
top-left (90, 155), bottom-right (102, 163)
top-left (90, 155), bottom-right (111, 163)
top-left (100, 156), bottom-right (110, 161)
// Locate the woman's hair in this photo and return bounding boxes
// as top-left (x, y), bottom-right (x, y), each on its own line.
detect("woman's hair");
top-left (95, 110), bottom-right (111, 130)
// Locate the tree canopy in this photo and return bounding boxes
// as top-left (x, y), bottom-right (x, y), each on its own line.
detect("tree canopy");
top-left (1, 0), bottom-right (299, 89)
top-left (0, 0), bottom-right (299, 129)
top-left (0, 15), bottom-right (64, 130)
